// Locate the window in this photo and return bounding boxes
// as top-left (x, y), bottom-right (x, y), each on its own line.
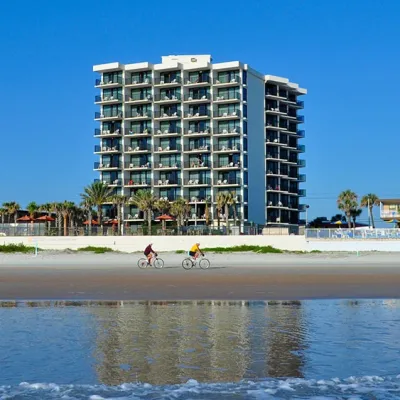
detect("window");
top-left (243, 87), bottom-right (247, 102)
top-left (243, 155), bottom-right (248, 169)
top-left (218, 103), bottom-right (240, 115)
top-left (242, 70), bottom-right (247, 85)
top-left (217, 70), bottom-right (240, 83)
top-left (218, 87), bottom-right (240, 99)
top-left (103, 104), bottom-right (122, 117)
top-left (243, 104), bottom-right (247, 118)
top-left (243, 120), bottom-right (247, 135)
top-left (218, 120), bottom-right (240, 133)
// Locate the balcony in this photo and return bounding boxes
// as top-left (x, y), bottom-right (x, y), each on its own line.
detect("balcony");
top-left (184, 178), bottom-right (211, 186)
top-left (215, 177), bottom-right (241, 186)
top-left (124, 212), bottom-right (144, 220)
top-left (125, 94), bottom-right (153, 103)
top-left (299, 189), bottom-right (306, 197)
top-left (214, 76), bottom-right (241, 86)
top-left (94, 145), bottom-right (121, 153)
top-left (94, 128), bottom-right (122, 137)
top-left (96, 178), bottom-right (122, 186)
top-left (266, 169), bottom-right (287, 177)
top-left (154, 144), bottom-right (182, 152)
top-left (294, 144), bottom-right (306, 152)
top-left (125, 144), bottom-right (151, 153)
top-left (124, 161), bottom-right (151, 170)
top-left (184, 110), bottom-right (211, 119)
top-left (297, 115), bottom-right (305, 123)
top-left (126, 110), bottom-right (152, 119)
top-left (95, 77), bottom-right (123, 87)
top-left (184, 161), bottom-right (210, 170)
top-left (298, 159), bottom-right (306, 167)
top-left (214, 110), bottom-right (241, 119)
top-left (153, 110), bottom-right (181, 119)
top-left (213, 161), bottom-right (241, 169)
top-left (94, 162), bottom-right (121, 170)
top-left (184, 76), bottom-right (211, 86)
top-left (297, 130), bottom-right (305, 138)
top-left (154, 161), bottom-right (181, 170)
top-left (154, 77), bottom-right (182, 86)
top-left (95, 93), bottom-right (123, 103)
top-left (184, 144), bottom-right (211, 153)
top-left (156, 178), bottom-right (181, 187)
top-left (299, 174), bottom-right (306, 182)
top-left (299, 204), bottom-right (307, 212)
top-left (266, 153), bottom-right (281, 160)
top-left (266, 120), bottom-right (279, 129)
top-left (265, 89), bottom-right (286, 99)
top-left (184, 93), bottom-right (211, 103)
top-left (154, 128), bottom-right (182, 136)
top-left (95, 111), bottom-right (123, 120)
top-left (125, 77), bottom-right (152, 86)
top-left (184, 127), bottom-right (211, 136)
top-left (154, 94), bottom-right (181, 103)
top-left (214, 143), bottom-right (240, 152)
top-left (156, 193), bottom-right (179, 202)
top-left (215, 127), bottom-right (240, 136)
top-left (265, 106), bottom-right (284, 115)
top-left (125, 128), bottom-right (151, 136)
top-left (125, 179), bottom-right (151, 187)
top-left (214, 92), bottom-right (241, 103)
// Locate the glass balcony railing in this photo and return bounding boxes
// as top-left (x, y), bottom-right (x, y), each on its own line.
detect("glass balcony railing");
top-left (155, 161), bottom-right (181, 169)
top-left (216, 143), bottom-right (240, 151)
top-left (154, 94), bottom-right (181, 102)
top-left (214, 76), bottom-right (241, 85)
top-left (124, 161), bottom-right (151, 169)
top-left (94, 128), bottom-right (122, 136)
top-left (125, 144), bottom-right (151, 152)
top-left (156, 178), bottom-right (182, 186)
top-left (215, 177), bottom-right (241, 185)
top-left (297, 100), bottom-right (304, 108)
top-left (185, 110), bottom-right (211, 118)
top-left (184, 178), bottom-right (211, 185)
top-left (154, 144), bottom-right (182, 152)
top-left (154, 110), bottom-right (181, 118)
top-left (266, 120), bottom-right (278, 127)
top-left (297, 144), bottom-right (306, 152)
top-left (298, 159), bottom-right (306, 167)
top-left (126, 94), bottom-right (152, 102)
top-left (95, 77), bottom-right (123, 86)
top-left (297, 115), bottom-right (305, 123)
top-left (184, 127), bottom-right (212, 135)
top-left (184, 143), bottom-right (211, 152)
top-left (95, 111), bottom-right (123, 119)
top-left (126, 110), bottom-right (152, 118)
top-left (297, 130), bottom-right (305, 138)
top-left (94, 161), bottom-right (121, 169)
top-left (185, 76), bottom-right (211, 85)
top-left (216, 127), bottom-right (240, 135)
top-left (299, 174), bottom-right (306, 182)
top-left (94, 145), bottom-right (121, 152)
top-left (299, 189), bottom-right (306, 197)
top-left (155, 127), bottom-right (182, 135)
top-left (125, 77), bottom-right (152, 85)
top-left (214, 161), bottom-right (241, 168)
top-left (126, 128), bottom-right (151, 135)
top-left (124, 178), bottom-right (151, 186)
top-left (184, 161), bottom-right (210, 169)
top-left (185, 93), bottom-right (211, 101)
top-left (95, 93), bottom-right (123, 102)
top-left (154, 76), bottom-right (182, 85)
top-left (215, 109), bottom-right (241, 118)
top-left (214, 92), bottom-right (241, 101)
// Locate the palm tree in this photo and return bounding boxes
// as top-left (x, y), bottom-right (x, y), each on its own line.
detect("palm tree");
top-left (26, 202), bottom-right (39, 219)
top-left (216, 193), bottom-right (226, 230)
top-left (130, 190), bottom-right (156, 234)
top-left (81, 181), bottom-right (113, 229)
top-left (350, 208), bottom-right (362, 228)
top-left (204, 201), bottom-right (210, 227)
top-left (227, 192), bottom-right (238, 227)
top-left (51, 202), bottom-right (63, 236)
top-left (0, 208), bottom-right (6, 225)
top-left (3, 201), bottom-right (20, 223)
top-left (110, 195), bottom-right (127, 235)
top-left (80, 198), bottom-right (94, 235)
top-left (171, 197), bottom-right (189, 234)
top-left (39, 203), bottom-right (53, 233)
top-left (155, 198), bottom-right (171, 231)
top-left (337, 190), bottom-right (358, 228)
top-left (360, 193), bottom-right (379, 228)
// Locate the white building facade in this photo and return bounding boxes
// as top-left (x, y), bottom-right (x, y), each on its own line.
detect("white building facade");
top-left (93, 55), bottom-right (306, 231)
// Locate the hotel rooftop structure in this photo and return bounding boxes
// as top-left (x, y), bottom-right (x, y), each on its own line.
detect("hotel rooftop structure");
top-left (93, 55), bottom-right (306, 230)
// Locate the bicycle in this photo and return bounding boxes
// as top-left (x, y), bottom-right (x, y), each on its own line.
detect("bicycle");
top-left (182, 254), bottom-right (210, 270)
top-left (138, 254), bottom-right (164, 269)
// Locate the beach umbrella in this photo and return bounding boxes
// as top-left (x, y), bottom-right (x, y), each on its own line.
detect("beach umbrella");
top-left (83, 220), bottom-right (99, 225)
top-left (35, 215), bottom-right (55, 222)
top-left (17, 215), bottom-right (34, 222)
top-left (156, 214), bottom-right (174, 231)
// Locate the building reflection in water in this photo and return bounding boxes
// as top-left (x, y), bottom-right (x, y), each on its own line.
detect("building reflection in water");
top-left (88, 300), bottom-right (307, 385)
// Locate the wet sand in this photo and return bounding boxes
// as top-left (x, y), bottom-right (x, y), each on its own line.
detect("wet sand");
top-left (1, 252), bottom-right (400, 300)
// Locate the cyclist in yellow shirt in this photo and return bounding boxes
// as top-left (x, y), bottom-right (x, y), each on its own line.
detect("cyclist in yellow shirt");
top-left (189, 242), bottom-right (204, 260)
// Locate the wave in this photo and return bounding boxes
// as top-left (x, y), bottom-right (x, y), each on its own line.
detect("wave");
top-left (1, 376), bottom-right (400, 399)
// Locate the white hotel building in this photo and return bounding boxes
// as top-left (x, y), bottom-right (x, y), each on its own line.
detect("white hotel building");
top-left (93, 55), bottom-right (306, 230)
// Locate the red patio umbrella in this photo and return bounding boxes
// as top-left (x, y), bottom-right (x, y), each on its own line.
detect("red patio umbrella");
top-left (83, 220), bottom-right (99, 225)
top-left (105, 219), bottom-right (118, 225)
top-left (156, 214), bottom-right (174, 231)
top-left (35, 215), bottom-right (55, 222)
top-left (17, 215), bottom-right (34, 222)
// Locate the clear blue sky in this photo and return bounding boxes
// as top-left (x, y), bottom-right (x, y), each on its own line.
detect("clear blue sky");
top-left (1, 0), bottom-right (399, 224)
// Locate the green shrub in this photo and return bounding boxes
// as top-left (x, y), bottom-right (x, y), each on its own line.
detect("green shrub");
top-left (77, 246), bottom-right (113, 254)
top-left (0, 243), bottom-right (38, 253)
top-left (202, 245), bottom-right (283, 254)
top-left (175, 250), bottom-right (185, 254)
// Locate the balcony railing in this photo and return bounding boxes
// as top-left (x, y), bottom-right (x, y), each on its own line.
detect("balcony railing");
top-left (126, 128), bottom-right (151, 136)
top-left (214, 92), bottom-right (241, 102)
top-left (155, 161), bottom-right (181, 169)
top-left (215, 177), bottom-right (241, 185)
top-left (127, 110), bottom-right (152, 118)
top-left (94, 161), bottom-right (121, 169)
top-left (215, 127), bottom-right (240, 135)
top-left (154, 77), bottom-right (182, 85)
top-left (184, 76), bottom-right (211, 85)
top-left (266, 153), bottom-right (280, 160)
top-left (214, 161), bottom-right (241, 168)
top-left (184, 161), bottom-right (210, 169)
top-left (154, 110), bottom-right (181, 118)
top-left (215, 109), bottom-right (241, 118)
top-left (298, 159), bottom-right (306, 167)
top-left (95, 77), bottom-right (123, 86)
top-left (96, 178), bottom-right (122, 186)
top-left (157, 194), bottom-right (178, 202)
top-left (156, 178), bottom-right (182, 186)
top-left (214, 76), bottom-right (241, 85)
top-left (297, 144), bottom-right (306, 152)
top-left (184, 127), bottom-right (211, 135)
top-left (297, 115), bottom-right (305, 123)
top-left (185, 93), bottom-right (211, 101)
top-left (126, 94), bottom-right (153, 102)
top-left (184, 144), bottom-right (211, 152)
top-left (124, 162), bottom-right (151, 169)
top-left (125, 178), bottom-right (151, 186)
top-left (95, 93), bottom-right (123, 102)
top-left (185, 110), bottom-right (211, 118)
top-left (94, 145), bottom-right (121, 153)
top-left (94, 128), bottom-right (122, 136)
top-left (184, 178), bottom-right (211, 185)
top-left (297, 130), bottom-right (305, 138)
top-left (299, 174), bottom-right (306, 182)
top-left (155, 128), bottom-right (182, 135)
top-left (296, 100), bottom-right (304, 108)
top-left (125, 77), bottom-right (152, 85)
top-left (266, 120), bottom-right (278, 128)
top-left (216, 143), bottom-right (240, 151)
top-left (154, 144), bottom-right (182, 152)
top-left (125, 144), bottom-right (151, 152)
top-left (299, 189), bottom-right (306, 197)
top-left (154, 94), bottom-right (181, 102)
top-left (124, 212), bottom-right (143, 220)
top-left (95, 111), bottom-right (123, 119)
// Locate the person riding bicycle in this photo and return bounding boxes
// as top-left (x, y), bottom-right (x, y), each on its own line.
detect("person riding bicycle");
top-left (189, 242), bottom-right (204, 260)
top-left (144, 243), bottom-right (157, 265)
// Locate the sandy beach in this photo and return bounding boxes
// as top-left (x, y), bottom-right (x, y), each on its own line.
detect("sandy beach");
top-left (0, 252), bottom-right (400, 300)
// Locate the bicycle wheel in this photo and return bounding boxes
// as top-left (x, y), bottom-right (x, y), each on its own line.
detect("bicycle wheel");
top-left (154, 258), bottom-right (164, 269)
top-left (199, 258), bottom-right (210, 269)
top-left (182, 258), bottom-right (194, 270)
top-left (138, 258), bottom-right (148, 269)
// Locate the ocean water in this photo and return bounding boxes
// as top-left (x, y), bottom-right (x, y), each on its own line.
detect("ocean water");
top-left (0, 300), bottom-right (400, 399)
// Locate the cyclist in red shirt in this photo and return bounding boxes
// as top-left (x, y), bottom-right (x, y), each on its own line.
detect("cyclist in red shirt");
top-left (144, 243), bottom-right (157, 265)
